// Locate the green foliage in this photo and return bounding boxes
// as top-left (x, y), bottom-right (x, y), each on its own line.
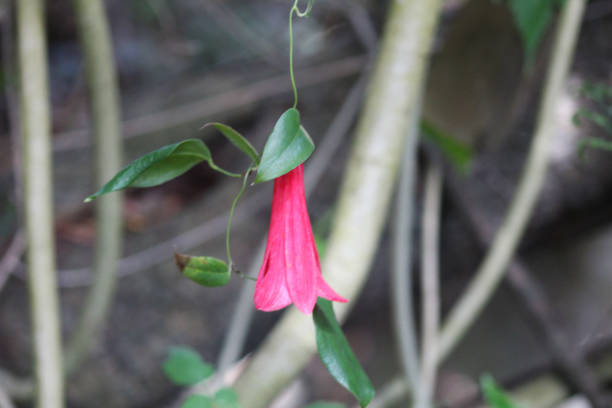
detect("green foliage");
top-left (213, 388), bottom-right (241, 408)
top-left (163, 347), bottom-right (215, 386)
top-left (421, 119), bottom-right (473, 173)
top-left (304, 402), bottom-right (346, 408)
top-left (313, 299), bottom-right (375, 408)
top-left (0, 199), bottom-right (16, 238)
top-left (174, 253), bottom-right (231, 287)
top-left (581, 81), bottom-right (612, 106)
top-left (573, 108), bottom-right (612, 134)
top-left (507, 0), bottom-right (564, 64)
top-left (86, 139), bottom-right (239, 201)
top-left (180, 389), bottom-right (241, 408)
top-left (578, 137), bottom-right (612, 156)
top-left (202, 123), bottom-right (260, 165)
top-left (254, 108), bottom-right (315, 183)
top-left (574, 80), bottom-right (612, 155)
top-left (480, 374), bottom-right (522, 408)
top-left (182, 395), bottom-right (213, 408)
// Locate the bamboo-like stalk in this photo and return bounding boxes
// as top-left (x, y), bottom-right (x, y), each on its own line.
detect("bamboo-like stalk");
top-left (232, 1), bottom-right (443, 406)
top-left (64, 0), bottom-right (123, 375)
top-left (436, 0), bottom-right (587, 363)
top-left (17, 0), bottom-right (65, 406)
top-left (417, 159), bottom-right (443, 408)
top-left (390, 94), bottom-right (422, 402)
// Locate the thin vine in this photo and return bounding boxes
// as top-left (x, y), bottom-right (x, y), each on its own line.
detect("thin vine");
top-left (288, 0), bottom-right (314, 109)
top-left (225, 167), bottom-right (255, 278)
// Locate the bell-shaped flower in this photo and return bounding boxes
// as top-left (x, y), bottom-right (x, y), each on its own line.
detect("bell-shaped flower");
top-left (254, 164), bottom-right (347, 314)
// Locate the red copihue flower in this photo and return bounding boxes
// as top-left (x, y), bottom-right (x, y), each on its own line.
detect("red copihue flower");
top-left (254, 164), bottom-right (347, 314)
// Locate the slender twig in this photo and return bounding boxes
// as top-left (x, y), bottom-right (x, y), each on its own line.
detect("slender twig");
top-left (231, 1), bottom-right (443, 405)
top-left (337, 0), bottom-right (379, 52)
top-left (225, 168), bottom-right (253, 270)
top-left (391, 79), bottom-right (422, 403)
top-left (507, 261), bottom-right (609, 407)
top-left (418, 158), bottom-right (443, 408)
top-left (446, 175), bottom-right (609, 407)
top-left (51, 55), bottom-right (366, 152)
top-left (214, 241), bottom-right (266, 374)
top-left (437, 0), bottom-right (587, 364)
top-left (353, 376), bottom-right (409, 408)
top-left (203, 0), bottom-right (280, 66)
top-left (64, 0), bottom-right (124, 376)
top-left (372, 347), bottom-right (608, 408)
top-left (17, 0), bottom-right (65, 405)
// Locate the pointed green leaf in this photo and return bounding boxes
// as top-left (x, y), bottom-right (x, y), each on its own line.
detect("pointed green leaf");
top-left (574, 108), bottom-right (612, 134)
top-left (578, 137), bottom-right (612, 157)
top-left (174, 253), bottom-right (231, 287)
top-left (213, 388), bottom-right (240, 408)
top-left (203, 122), bottom-right (260, 164)
top-left (163, 347), bottom-right (214, 386)
top-left (580, 81), bottom-right (612, 105)
top-left (182, 395), bottom-right (213, 408)
top-left (508, 0), bottom-right (562, 65)
top-left (313, 298), bottom-right (374, 408)
top-left (421, 119), bottom-right (473, 173)
top-left (481, 374), bottom-right (522, 408)
top-left (86, 139), bottom-right (239, 202)
top-left (254, 108), bottom-right (314, 183)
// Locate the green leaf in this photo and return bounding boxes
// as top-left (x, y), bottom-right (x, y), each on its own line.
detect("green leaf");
top-left (304, 402), bottom-right (346, 408)
top-left (213, 388), bottom-right (241, 408)
top-left (254, 108), bottom-right (315, 183)
top-left (508, 0), bottom-right (561, 64)
top-left (421, 119), bottom-right (473, 173)
top-left (86, 139), bottom-right (239, 202)
top-left (480, 374), bottom-right (521, 408)
top-left (162, 347), bottom-right (214, 386)
top-left (580, 81), bottom-right (612, 105)
top-left (174, 253), bottom-right (231, 287)
top-left (313, 299), bottom-right (375, 408)
top-left (578, 137), bottom-right (612, 157)
top-left (182, 395), bottom-right (213, 408)
top-left (574, 108), bottom-right (612, 134)
top-left (203, 123), bottom-right (260, 164)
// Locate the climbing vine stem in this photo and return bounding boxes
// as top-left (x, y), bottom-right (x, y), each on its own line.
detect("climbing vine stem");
top-left (288, 0), bottom-right (314, 109)
top-left (226, 168), bottom-right (254, 274)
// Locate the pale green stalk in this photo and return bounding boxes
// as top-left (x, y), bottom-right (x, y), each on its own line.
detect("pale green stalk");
top-left (391, 86), bottom-right (422, 403)
top-left (64, 0), bottom-right (123, 375)
top-left (17, 0), bottom-right (64, 406)
top-left (417, 159), bottom-right (443, 408)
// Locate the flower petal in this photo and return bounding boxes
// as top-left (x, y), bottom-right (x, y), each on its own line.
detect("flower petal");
top-left (316, 274), bottom-right (348, 303)
top-left (253, 173), bottom-right (292, 312)
top-left (283, 166), bottom-right (317, 314)
top-left (254, 247), bottom-right (292, 311)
